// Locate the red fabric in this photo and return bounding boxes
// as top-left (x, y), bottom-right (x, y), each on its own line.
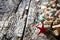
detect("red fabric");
top-left (36, 21), bottom-right (48, 35)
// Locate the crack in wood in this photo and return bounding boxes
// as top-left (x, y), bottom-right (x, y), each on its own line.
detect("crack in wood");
top-left (20, 0), bottom-right (31, 40)
top-left (20, 9), bottom-right (26, 19)
top-left (14, 0), bottom-right (22, 13)
top-left (20, 8), bottom-right (29, 40)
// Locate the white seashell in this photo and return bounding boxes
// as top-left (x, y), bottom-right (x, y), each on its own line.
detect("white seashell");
top-left (42, 2), bottom-right (48, 5)
top-left (52, 24), bottom-right (60, 28)
top-left (40, 5), bottom-right (47, 9)
top-left (35, 0), bottom-right (39, 2)
top-left (53, 30), bottom-right (59, 36)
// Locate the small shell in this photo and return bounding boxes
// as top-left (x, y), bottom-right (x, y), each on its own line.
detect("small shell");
top-left (53, 30), bottom-right (59, 36)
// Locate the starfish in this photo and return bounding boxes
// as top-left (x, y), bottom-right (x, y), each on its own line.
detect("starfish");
top-left (36, 21), bottom-right (48, 35)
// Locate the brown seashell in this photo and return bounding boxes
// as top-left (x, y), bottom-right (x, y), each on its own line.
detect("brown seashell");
top-left (50, 0), bottom-right (57, 8)
top-left (44, 8), bottom-right (50, 14)
top-left (46, 17), bottom-right (53, 21)
top-left (50, 0), bottom-right (56, 5)
top-left (45, 20), bottom-right (53, 25)
top-left (52, 4), bottom-right (56, 7)
top-left (55, 10), bottom-right (60, 16)
top-left (53, 27), bottom-right (60, 36)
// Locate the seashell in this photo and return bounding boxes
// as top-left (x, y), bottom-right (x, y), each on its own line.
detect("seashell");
top-left (42, 2), bottom-right (49, 6)
top-left (50, 0), bottom-right (56, 5)
top-left (44, 8), bottom-right (50, 14)
top-left (44, 25), bottom-right (50, 28)
top-left (53, 30), bottom-right (59, 36)
top-left (46, 17), bottom-right (53, 21)
top-left (53, 20), bottom-right (58, 25)
top-left (52, 24), bottom-right (60, 28)
top-left (40, 5), bottom-right (47, 9)
top-left (44, 20), bottom-right (53, 25)
top-left (53, 27), bottom-right (60, 36)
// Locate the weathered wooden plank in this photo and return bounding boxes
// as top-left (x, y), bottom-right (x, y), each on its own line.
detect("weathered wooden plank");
top-left (0, 0), bottom-right (21, 40)
top-left (23, 0), bottom-right (39, 40)
top-left (23, 0), bottom-right (48, 40)
top-left (13, 0), bottom-right (31, 40)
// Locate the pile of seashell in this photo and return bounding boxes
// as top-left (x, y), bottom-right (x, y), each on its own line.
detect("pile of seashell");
top-left (38, 0), bottom-right (60, 37)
